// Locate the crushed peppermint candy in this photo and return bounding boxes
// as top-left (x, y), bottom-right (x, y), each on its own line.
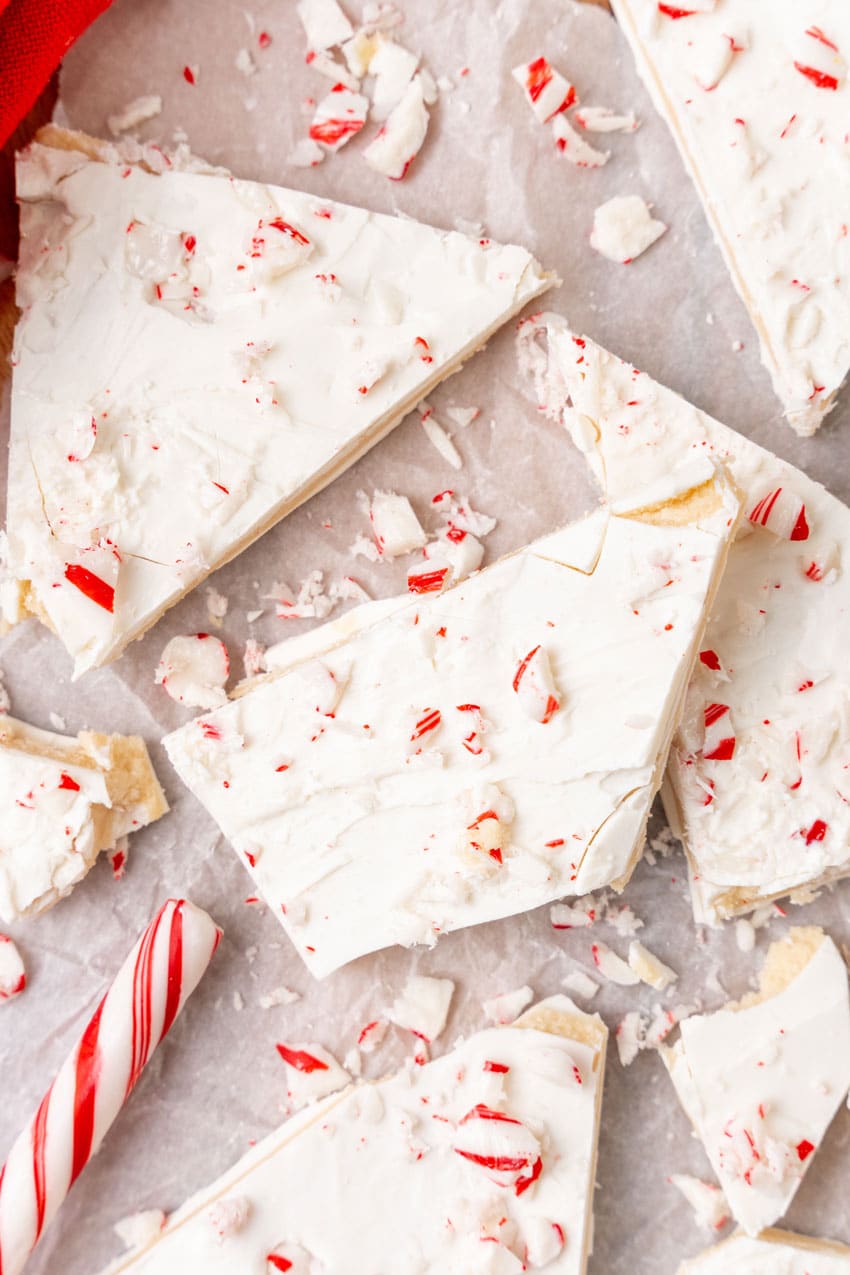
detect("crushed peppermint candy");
top-left (628, 939), bottom-right (678, 990)
top-left (669, 1174), bottom-right (730, 1231)
top-left (309, 84), bottom-right (369, 152)
top-left (275, 1041), bottom-right (350, 1111)
top-left (513, 644), bottom-right (561, 724)
top-left (452, 1103), bottom-right (542, 1192)
top-left (418, 402), bottom-right (463, 469)
top-left (562, 969), bottom-right (599, 1000)
top-left (268, 571), bottom-right (336, 621)
top-left (482, 985), bottom-right (534, 1025)
top-left (297, 0), bottom-right (353, 51)
top-left (363, 75), bottom-right (430, 179)
top-left (0, 935), bottom-right (26, 1002)
top-left (590, 195), bottom-right (667, 264)
top-left (389, 974), bottom-right (454, 1042)
top-left (205, 586), bottom-right (229, 627)
top-left (551, 114), bottom-right (609, 167)
top-left (370, 37), bottom-right (420, 119)
top-left (367, 490), bottom-right (427, 558)
top-left (258, 985), bottom-right (301, 1010)
top-left (114, 1210), bottom-right (167, 1252)
top-left (155, 633), bottom-right (229, 710)
top-left (574, 105), bottom-right (638, 132)
top-left (591, 940), bottom-right (640, 986)
top-left (207, 1196), bottom-right (251, 1242)
top-left (512, 56), bottom-right (577, 123)
top-left (107, 95), bottom-right (163, 136)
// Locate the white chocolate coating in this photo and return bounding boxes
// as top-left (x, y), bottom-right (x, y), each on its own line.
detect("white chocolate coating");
top-left (165, 475), bottom-right (737, 977)
top-left (664, 930), bottom-right (850, 1237)
top-left (98, 997), bottom-right (606, 1275)
top-left (611, 0), bottom-right (850, 434)
top-left (534, 316), bottom-right (850, 922)
top-left (8, 135), bottom-right (550, 676)
top-left (0, 716), bottom-right (167, 924)
top-left (678, 1230), bottom-right (850, 1274)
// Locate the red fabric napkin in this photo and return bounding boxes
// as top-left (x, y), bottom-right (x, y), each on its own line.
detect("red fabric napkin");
top-left (0, 0), bottom-right (112, 262)
top-left (0, 0), bottom-right (112, 149)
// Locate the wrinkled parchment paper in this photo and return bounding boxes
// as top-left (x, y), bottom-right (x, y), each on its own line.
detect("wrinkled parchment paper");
top-left (2, 1), bottom-right (850, 1271)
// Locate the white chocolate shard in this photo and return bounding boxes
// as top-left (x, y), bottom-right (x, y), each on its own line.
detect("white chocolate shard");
top-left (296, 0), bottom-right (353, 51)
top-left (610, 0), bottom-right (850, 434)
top-left (678, 1229), bottom-right (850, 1273)
top-left (528, 316), bottom-right (850, 922)
top-left (0, 716), bottom-right (168, 924)
top-left (628, 939), bottom-right (677, 989)
top-left (165, 462), bottom-right (739, 976)
top-left (663, 928), bottom-right (850, 1236)
top-left (590, 195), bottom-right (666, 263)
top-left (96, 997), bottom-right (607, 1275)
top-left (388, 974), bottom-right (454, 1042)
top-left (7, 128), bottom-right (552, 676)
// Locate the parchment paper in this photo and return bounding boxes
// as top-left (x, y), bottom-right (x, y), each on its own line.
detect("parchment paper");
top-left (2, 1), bottom-right (850, 1271)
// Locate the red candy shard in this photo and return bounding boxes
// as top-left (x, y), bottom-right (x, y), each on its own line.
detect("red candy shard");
top-left (805, 819), bottom-right (828, 845)
top-left (793, 61), bottom-right (839, 90)
top-left (64, 563), bottom-right (116, 613)
top-left (275, 1044), bottom-right (329, 1073)
top-left (796, 1138), bottom-right (815, 1160)
top-left (58, 773), bottom-right (81, 792)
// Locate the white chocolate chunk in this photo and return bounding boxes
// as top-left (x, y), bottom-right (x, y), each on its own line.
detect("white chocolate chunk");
top-left (389, 974), bottom-right (454, 1042)
top-left (296, 0), bottom-right (353, 50)
top-left (591, 940), bottom-right (640, 986)
top-left (664, 928), bottom-right (850, 1235)
top-left (93, 1000), bottom-right (607, 1275)
top-left (0, 716), bottom-right (167, 924)
top-left (669, 1174), bottom-right (729, 1232)
top-left (155, 634), bottom-right (229, 710)
top-left (628, 939), bottom-right (678, 989)
top-left (590, 195), bottom-right (666, 263)
top-left (166, 472), bottom-right (739, 977)
top-left (610, 0), bottom-right (850, 434)
top-left (7, 133), bottom-right (551, 676)
top-left (482, 985), bottom-right (534, 1025)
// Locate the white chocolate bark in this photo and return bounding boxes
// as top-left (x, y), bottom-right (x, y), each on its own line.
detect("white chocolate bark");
top-left (8, 130), bottom-right (551, 677)
top-left (0, 715), bottom-right (168, 923)
top-left (165, 470), bottom-right (738, 977)
top-left (664, 929), bottom-right (850, 1237)
top-left (98, 996), bottom-right (606, 1275)
top-left (678, 1229), bottom-right (850, 1274)
top-left (611, 0), bottom-right (850, 435)
top-left (534, 316), bottom-right (850, 922)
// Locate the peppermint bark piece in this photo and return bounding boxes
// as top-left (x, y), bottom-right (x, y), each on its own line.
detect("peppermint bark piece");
top-left (530, 316), bottom-right (850, 922)
top-left (610, 0), bottom-right (850, 434)
top-left (664, 928), bottom-right (850, 1237)
top-left (165, 466), bottom-right (738, 976)
top-left (98, 997), bottom-right (607, 1275)
top-left (7, 126), bottom-right (552, 676)
top-left (0, 715), bottom-right (168, 923)
top-left (678, 1229), bottom-right (850, 1274)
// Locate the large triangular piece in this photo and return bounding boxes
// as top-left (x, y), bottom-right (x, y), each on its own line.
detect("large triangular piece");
top-left (97, 997), bottom-right (606, 1275)
top-left (663, 929), bottom-right (850, 1237)
top-left (528, 315), bottom-right (850, 923)
top-left (5, 127), bottom-right (551, 676)
top-left (679, 1230), bottom-right (850, 1275)
top-left (165, 462), bottom-right (738, 976)
top-left (611, 0), bottom-right (850, 435)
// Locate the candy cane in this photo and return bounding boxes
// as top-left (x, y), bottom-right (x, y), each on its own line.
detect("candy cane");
top-left (0, 899), bottom-right (221, 1275)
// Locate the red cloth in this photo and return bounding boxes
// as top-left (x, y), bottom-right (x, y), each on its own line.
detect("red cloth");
top-left (0, 0), bottom-right (112, 148)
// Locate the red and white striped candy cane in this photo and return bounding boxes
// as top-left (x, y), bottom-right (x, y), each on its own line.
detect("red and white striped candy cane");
top-left (0, 898), bottom-right (221, 1275)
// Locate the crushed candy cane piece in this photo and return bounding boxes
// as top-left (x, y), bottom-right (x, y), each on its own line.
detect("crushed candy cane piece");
top-left (413, 533), bottom-right (485, 589)
top-left (523, 1216), bottom-right (567, 1267)
top-left (370, 37), bottom-right (419, 119)
top-left (363, 75), bottom-right (429, 179)
top-left (208, 1196), bottom-right (251, 1242)
top-left (107, 95), bottom-right (163, 136)
top-left (258, 985), bottom-right (301, 1009)
top-left (513, 644), bottom-right (561, 723)
top-left (389, 974), bottom-right (454, 1041)
top-left (309, 84), bottom-right (369, 151)
top-left (342, 30), bottom-right (381, 78)
top-left (793, 25), bottom-right (846, 92)
top-left (703, 702), bottom-right (736, 761)
top-left (590, 196), bottom-right (667, 264)
top-left (591, 940), bottom-right (640, 986)
top-left (550, 898), bottom-right (596, 929)
top-left (735, 918), bottom-right (756, 953)
top-left (628, 940), bottom-right (678, 989)
top-left (155, 633), bottom-right (229, 710)
top-left (235, 48), bottom-right (257, 76)
top-left (669, 1174), bottom-right (730, 1231)
top-left (616, 1011), bottom-right (647, 1066)
top-left (289, 137), bottom-right (326, 167)
top-left (368, 490), bottom-right (427, 557)
top-left (305, 48), bottom-right (361, 91)
top-left (512, 56), bottom-right (577, 123)
top-left (453, 1104), bottom-right (542, 1191)
top-left (271, 570), bottom-right (336, 621)
top-left (575, 105), bottom-right (638, 132)
top-left (114, 1210), bottom-right (167, 1251)
top-left (445, 405), bottom-right (480, 429)
top-left (266, 1241), bottom-right (314, 1274)
top-left (243, 638), bottom-right (267, 679)
top-left (418, 403), bottom-right (462, 469)
top-left (297, 0), bottom-right (353, 51)
top-left (0, 935), bottom-right (25, 1002)
top-left (276, 1041), bottom-right (350, 1111)
top-left (328, 576), bottom-right (371, 605)
top-left (482, 985), bottom-right (534, 1025)
top-left (357, 1018), bottom-right (389, 1052)
top-left (562, 969), bottom-right (599, 1000)
top-left (205, 587), bottom-right (228, 627)
top-left (551, 114), bottom-right (609, 167)
top-left (747, 486), bottom-right (810, 541)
